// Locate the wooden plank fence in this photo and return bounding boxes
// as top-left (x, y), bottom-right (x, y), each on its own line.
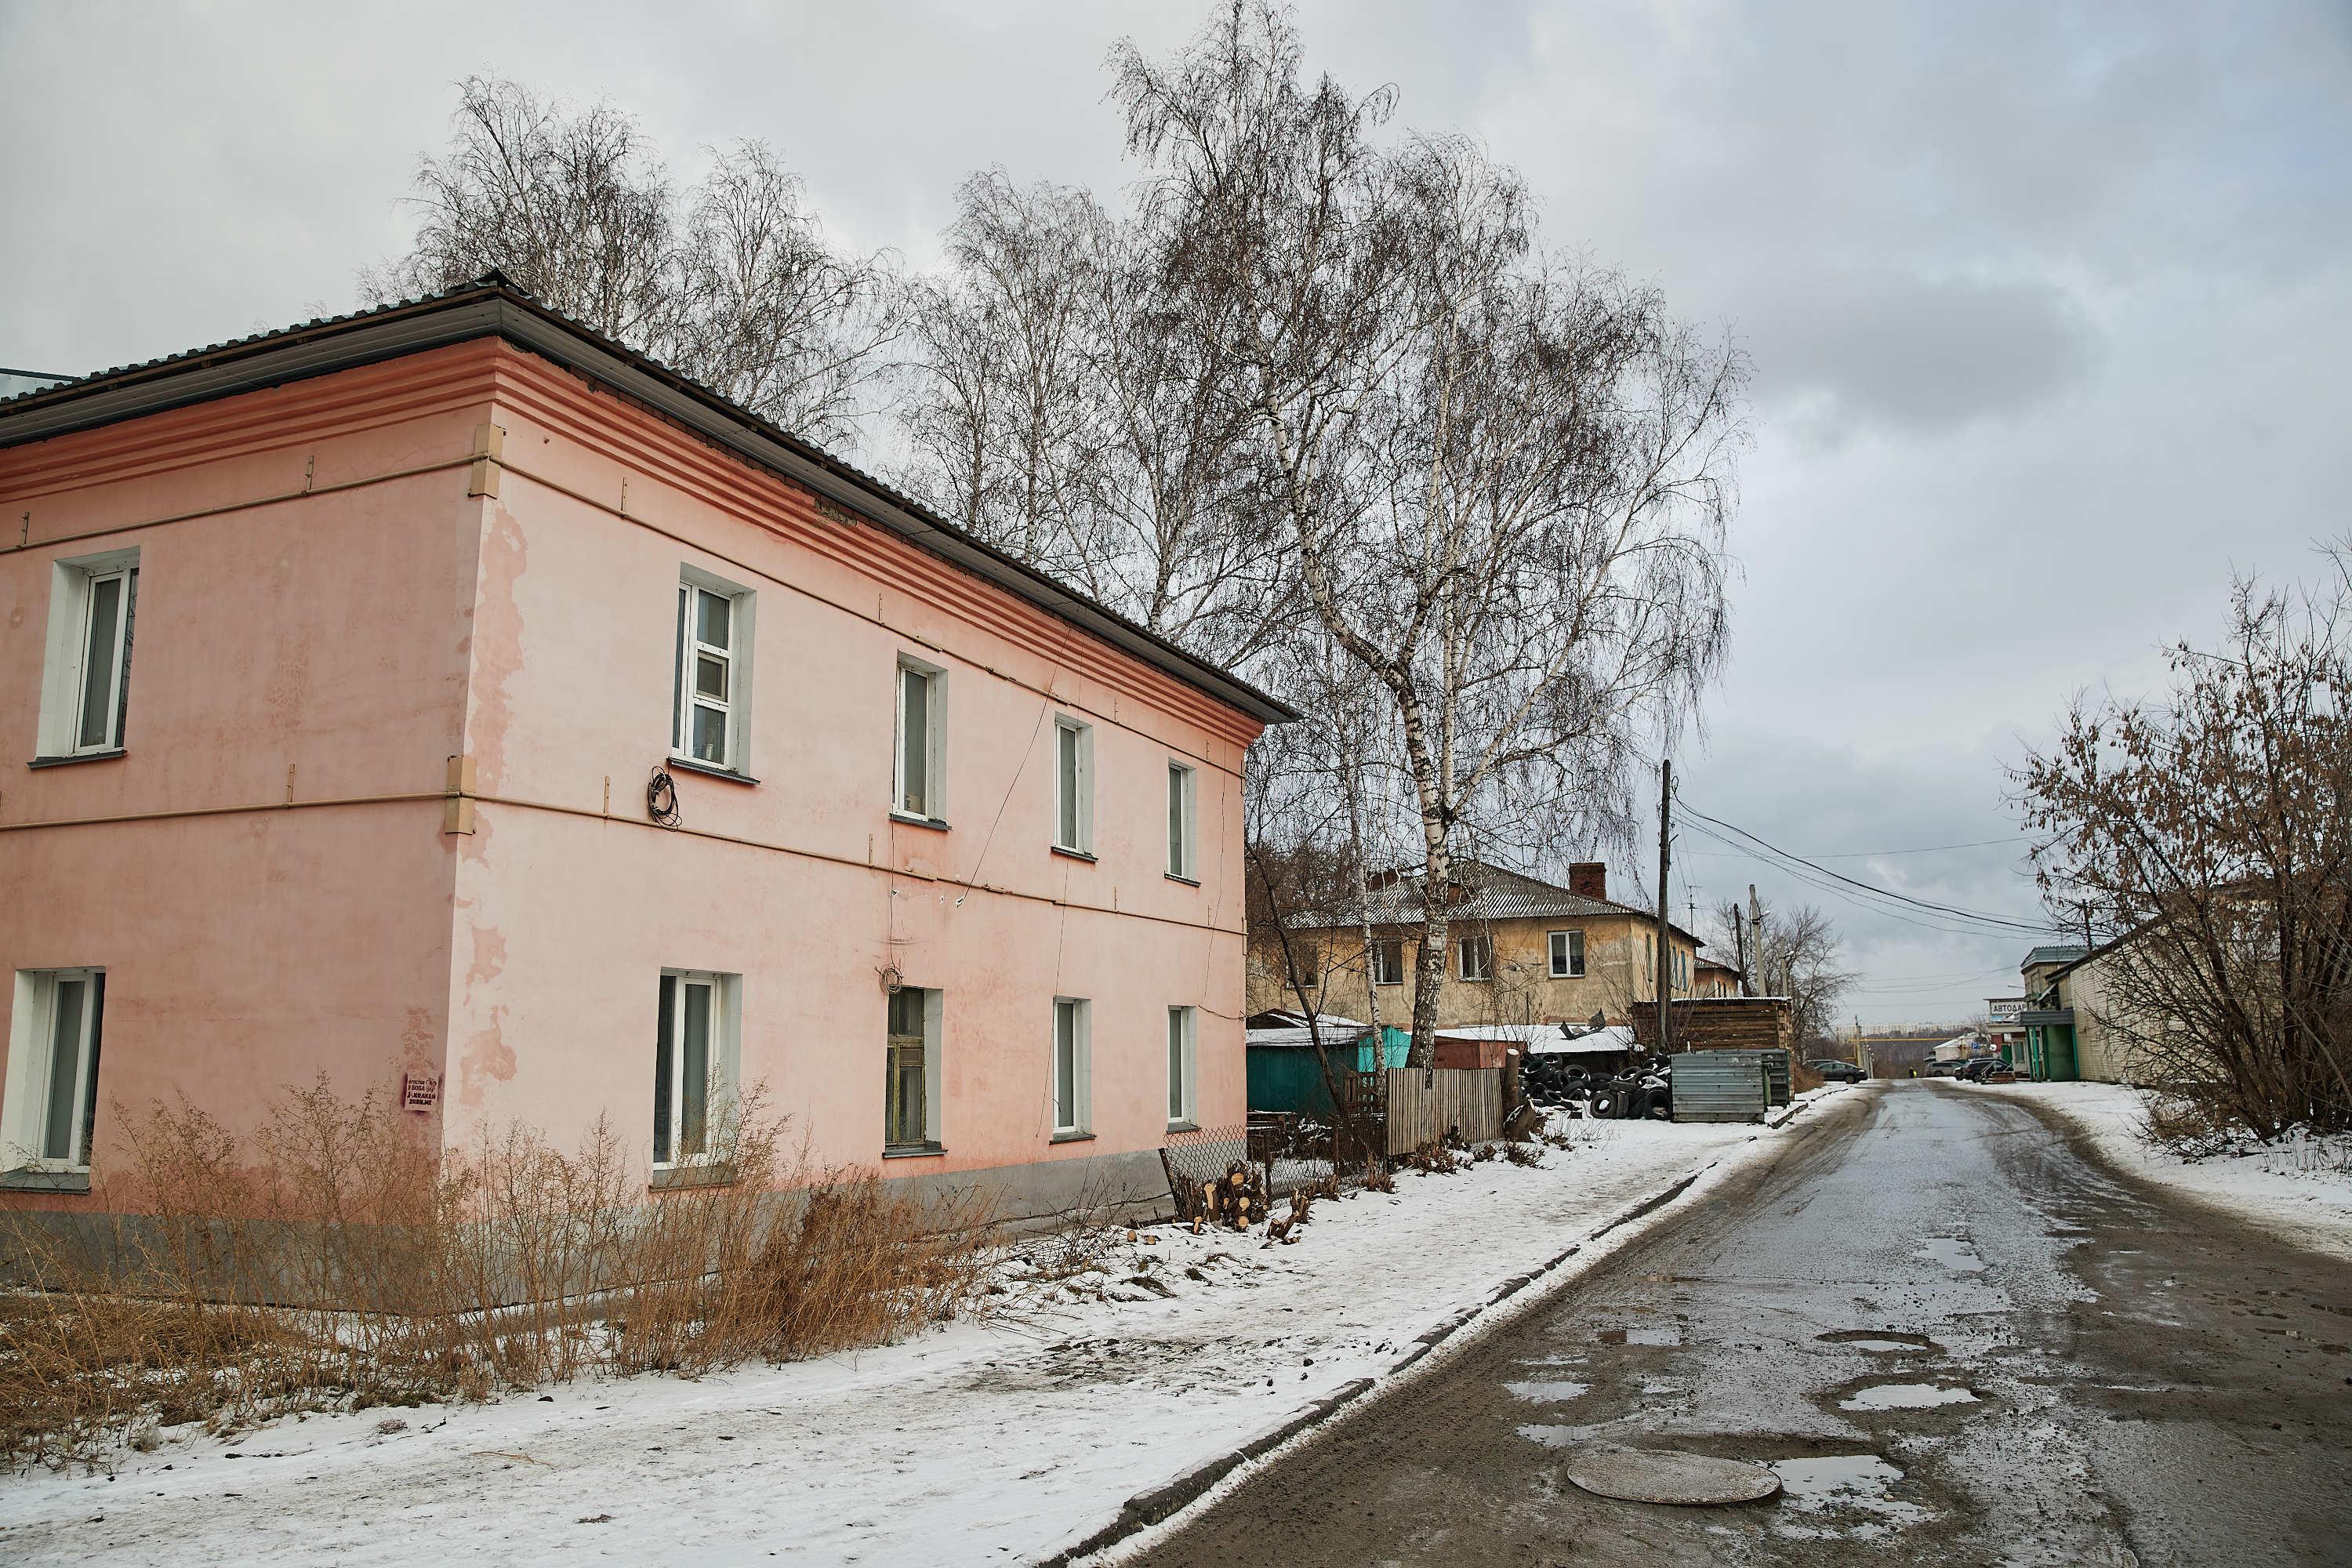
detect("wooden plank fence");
top-left (1384, 1066), bottom-right (1503, 1155)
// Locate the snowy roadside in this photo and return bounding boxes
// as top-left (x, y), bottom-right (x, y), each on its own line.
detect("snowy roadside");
top-left (1974, 1080), bottom-right (2352, 1258)
top-left (0, 1092), bottom-right (1848, 1568)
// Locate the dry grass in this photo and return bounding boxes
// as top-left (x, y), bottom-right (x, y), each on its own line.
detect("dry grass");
top-left (0, 1080), bottom-right (997, 1473)
top-left (1790, 1061), bottom-right (1828, 1096)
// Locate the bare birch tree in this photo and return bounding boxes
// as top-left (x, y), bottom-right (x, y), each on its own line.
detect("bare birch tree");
top-left (365, 76), bottom-right (900, 451)
top-left (899, 171), bottom-right (1289, 664)
top-left (1113, 2), bottom-right (1747, 1063)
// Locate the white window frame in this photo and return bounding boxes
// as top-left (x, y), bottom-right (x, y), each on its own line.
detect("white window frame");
top-left (671, 567), bottom-right (756, 774)
top-left (885, 985), bottom-right (945, 1152)
top-left (1371, 937), bottom-right (1406, 986)
top-left (37, 550), bottom-right (140, 759)
top-left (1167, 1005), bottom-right (1199, 1129)
top-left (4, 968), bottom-right (105, 1172)
top-left (1051, 996), bottom-right (1092, 1137)
top-left (1166, 760), bottom-right (1199, 881)
top-left (1053, 717), bottom-right (1094, 854)
top-left (895, 655), bottom-right (947, 822)
top-left (1458, 931), bottom-right (1494, 982)
top-left (653, 970), bottom-right (739, 1168)
top-left (1548, 929), bottom-right (1586, 979)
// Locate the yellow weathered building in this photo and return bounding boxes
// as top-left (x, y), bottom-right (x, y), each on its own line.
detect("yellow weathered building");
top-left (1250, 860), bottom-right (1704, 1029)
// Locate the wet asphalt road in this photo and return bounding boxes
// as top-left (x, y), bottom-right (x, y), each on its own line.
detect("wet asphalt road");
top-left (1129, 1081), bottom-right (2352, 1566)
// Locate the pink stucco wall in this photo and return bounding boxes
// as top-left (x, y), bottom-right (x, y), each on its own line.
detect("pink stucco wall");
top-left (0, 340), bottom-right (1258, 1211)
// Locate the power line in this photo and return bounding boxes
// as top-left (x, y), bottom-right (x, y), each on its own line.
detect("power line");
top-left (1675, 798), bottom-right (2077, 941)
top-left (1684, 834), bottom-right (2034, 861)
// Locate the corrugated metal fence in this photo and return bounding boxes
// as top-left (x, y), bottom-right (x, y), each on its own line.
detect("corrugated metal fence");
top-left (1384, 1066), bottom-right (1504, 1154)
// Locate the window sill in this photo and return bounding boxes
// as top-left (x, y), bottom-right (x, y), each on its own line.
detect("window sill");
top-left (0, 1167), bottom-right (91, 1193)
top-left (667, 755), bottom-right (760, 786)
top-left (883, 1143), bottom-right (947, 1160)
top-left (1164, 873), bottom-right (1200, 887)
top-left (1049, 1130), bottom-right (1095, 1145)
top-left (1164, 1120), bottom-right (1199, 1134)
top-left (1051, 844), bottom-right (1097, 863)
top-left (649, 1163), bottom-right (736, 1192)
top-left (890, 811), bottom-right (951, 833)
top-left (28, 749), bottom-right (125, 770)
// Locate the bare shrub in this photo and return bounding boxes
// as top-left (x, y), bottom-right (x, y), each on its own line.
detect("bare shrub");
top-left (0, 1081), bottom-right (998, 1472)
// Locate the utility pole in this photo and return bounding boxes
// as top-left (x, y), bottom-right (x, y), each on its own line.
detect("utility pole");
top-left (1748, 884), bottom-right (1766, 995)
top-left (1733, 897), bottom-right (1751, 997)
top-left (1656, 759), bottom-right (1674, 1058)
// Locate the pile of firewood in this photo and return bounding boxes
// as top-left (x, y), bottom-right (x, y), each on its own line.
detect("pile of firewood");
top-left (1189, 1160), bottom-right (1269, 1233)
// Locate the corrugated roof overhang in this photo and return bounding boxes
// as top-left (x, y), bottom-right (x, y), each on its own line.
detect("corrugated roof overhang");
top-left (0, 278), bottom-right (1298, 728)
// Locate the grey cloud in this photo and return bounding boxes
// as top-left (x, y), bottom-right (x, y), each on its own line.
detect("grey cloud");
top-left (1751, 267), bottom-right (2103, 435)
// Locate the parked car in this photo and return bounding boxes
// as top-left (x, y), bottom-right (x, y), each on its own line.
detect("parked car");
top-left (1806, 1058), bottom-right (1867, 1083)
top-left (1956, 1056), bottom-right (2009, 1082)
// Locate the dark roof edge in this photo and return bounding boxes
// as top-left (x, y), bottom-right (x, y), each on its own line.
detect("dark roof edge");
top-left (0, 281), bottom-right (1299, 728)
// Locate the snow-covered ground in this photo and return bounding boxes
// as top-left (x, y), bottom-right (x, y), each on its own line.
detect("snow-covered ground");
top-left (0, 1094), bottom-right (1846, 1568)
top-left (1976, 1080), bottom-right (2352, 1258)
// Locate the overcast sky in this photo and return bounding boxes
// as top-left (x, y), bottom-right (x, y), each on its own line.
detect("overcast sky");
top-left (5, 1), bottom-right (2347, 1025)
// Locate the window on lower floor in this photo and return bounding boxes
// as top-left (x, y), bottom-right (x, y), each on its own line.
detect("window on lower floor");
top-left (655, 970), bottom-right (738, 1166)
top-left (1371, 938), bottom-right (1406, 986)
top-left (1548, 929), bottom-right (1586, 978)
top-left (1167, 1005), bottom-right (1198, 1127)
top-left (1457, 932), bottom-right (1494, 982)
top-left (886, 985), bottom-right (943, 1151)
top-left (1052, 996), bottom-right (1092, 1135)
top-left (4, 969), bottom-right (105, 1171)
top-left (39, 552), bottom-right (138, 758)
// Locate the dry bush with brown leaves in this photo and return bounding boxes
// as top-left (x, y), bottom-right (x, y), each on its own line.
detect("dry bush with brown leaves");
top-left (0, 1080), bottom-right (997, 1472)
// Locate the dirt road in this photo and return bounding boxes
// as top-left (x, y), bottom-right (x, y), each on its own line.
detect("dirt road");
top-left (1127, 1081), bottom-right (2352, 1566)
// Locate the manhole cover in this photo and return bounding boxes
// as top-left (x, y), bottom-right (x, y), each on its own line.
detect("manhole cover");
top-left (1562, 1443), bottom-right (1782, 1506)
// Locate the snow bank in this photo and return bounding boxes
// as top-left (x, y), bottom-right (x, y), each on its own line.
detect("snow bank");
top-left (0, 1104), bottom-right (1837, 1568)
top-left (1976, 1080), bottom-right (2352, 1258)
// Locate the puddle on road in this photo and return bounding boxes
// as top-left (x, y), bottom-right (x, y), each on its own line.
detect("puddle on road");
top-left (1593, 1324), bottom-right (1683, 1348)
top-left (1817, 1330), bottom-right (1941, 1355)
top-left (1915, 1236), bottom-right (1985, 1273)
top-left (1519, 1421), bottom-right (1613, 1449)
top-left (1504, 1379), bottom-right (1590, 1403)
top-left (1841, 1383), bottom-right (1979, 1411)
top-left (1771, 1454), bottom-right (1929, 1534)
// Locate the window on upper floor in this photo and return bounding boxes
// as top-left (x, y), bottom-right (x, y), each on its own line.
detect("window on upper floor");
top-left (672, 569), bottom-right (755, 774)
top-left (1167, 760), bottom-right (1198, 880)
top-left (1054, 717), bottom-right (1094, 855)
top-left (1549, 930), bottom-right (1586, 978)
top-left (5, 968), bottom-right (106, 1173)
top-left (895, 656), bottom-right (947, 822)
top-left (1371, 938), bottom-right (1406, 986)
top-left (37, 551), bottom-right (139, 760)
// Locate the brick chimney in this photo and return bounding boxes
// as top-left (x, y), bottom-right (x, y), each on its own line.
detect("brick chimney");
top-left (1568, 862), bottom-right (1607, 901)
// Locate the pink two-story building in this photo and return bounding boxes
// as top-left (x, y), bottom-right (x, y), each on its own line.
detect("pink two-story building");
top-left (0, 274), bottom-right (1288, 1216)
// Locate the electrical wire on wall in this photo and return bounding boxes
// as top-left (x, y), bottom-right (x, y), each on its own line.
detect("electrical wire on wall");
top-left (646, 765), bottom-right (681, 829)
